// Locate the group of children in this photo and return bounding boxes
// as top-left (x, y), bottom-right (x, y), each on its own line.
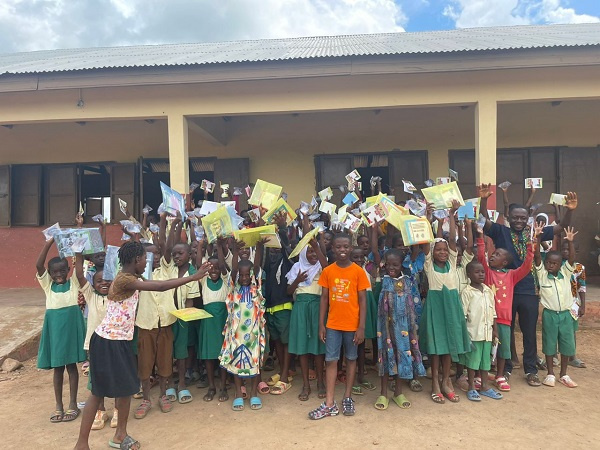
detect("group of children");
top-left (33, 178), bottom-right (585, 448)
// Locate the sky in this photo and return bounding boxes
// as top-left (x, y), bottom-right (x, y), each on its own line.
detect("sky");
top-left (0, 0), bottom-right (599, 54)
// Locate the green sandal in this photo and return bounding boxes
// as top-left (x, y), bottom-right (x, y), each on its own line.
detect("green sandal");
top-left (374, 395), bottom-right (389, 410)
top-left (360, 380), bottom-right (377, 391)
top-left (352, 385), bottom-right (364, 395)
top-left (392, 394), bottom-right (411, 409)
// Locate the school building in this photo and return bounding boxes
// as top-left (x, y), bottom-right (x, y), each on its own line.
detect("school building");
top-left (1, 23), bottom-right (599, 287)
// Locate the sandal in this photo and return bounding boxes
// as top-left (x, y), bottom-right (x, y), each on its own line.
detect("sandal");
top-left (317, 385), bottom-right (327, 399)
top-left (178, 389), bottom-right (193, 404)
top-left (536, 356), bottom-right (548, 370)
top-left (110, 410), bottom-right (118, 428)
top-left (527, 373), bottom-right (542, 387)
top-left (91, 410), bottom-right (108, 430)
top-left (542, 374), bottom-right (556, 387)
top-left (270, 380), bottom-right (292, 395)
top-left (232, 397), bottom-right (244, 411)
top-left (431, 393), bottom-right (445, 404)
top-left (165, 388), bottom-right (177, 402)
top-left (250, 396), bottom-right (263, 410)
top-left (308, 401), bottom-right (339, 420)
top-left (62, 408), bottom-right (80, 422)
top-left (158, 395), bottom-right (173, 413)
top-left (467, 389), bottom-right (481, 402)
top-left (263, 356), bottom-right (275, 372)
top-left (50, 410), bottom-right (64, 423)
top-left (480, 388), bottom-right (503, 399)
top-left (341, 397), bottom-right (355, 416)
top-left (352, 385), bottom-right (364, 396)
top-left (134, 400), bottom-right (151, 419)
top-left (203, 387), bottom-right (216, 402)
top-left (266, 374), bottom-right (281, 386)
top-left (257, 381), bottom-right (270, 395)
top-left (218, 388), bottom-right (229, 402)
top-left (569, 358), bottom-right (586, 369)
top-left (442, 390), bottom-right (460, 403)
top-left (559, 374), bottom-right (578, 388)
top-left (109, 435), bottom-right (140, 450)
top-left (474, 377), bottom-right (482, 390)
top-left (132, 390), bottom-right (143, 399)
top-left (455, 374), bottom-right (469, 392)
top-left (374, 395), bottom-right (389, 410)
top-left (196, 377), bottom-right (209, 389)
top-left (360, 380), bottom-right (377, 391)
top-left (392, 394), bottom-right (411, 409)
top-left (495, 376), bottom-right (511, 392)
top-left (308, 369), bottom-right (317, 381)
top-left (409, 379), bottom-right (423, 392)
top-left (298, 386), bottom-right (311, 401)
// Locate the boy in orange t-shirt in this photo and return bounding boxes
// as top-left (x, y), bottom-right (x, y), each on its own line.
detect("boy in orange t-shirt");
top-left (308, 233), bottom-right (369, 420)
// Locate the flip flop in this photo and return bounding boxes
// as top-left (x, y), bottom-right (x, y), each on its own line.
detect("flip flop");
top-left (62, 408), bottom-right (80, 422)
top-left (467, 389), bottom-right (481, 402)
top-left (360, 380), bottom-right (377, 391)
top-left (165, 388), bottom-right (177, 402)
top-left (50, 410), bottom-right (64, 423)
top-left (392, 394), bottom-right (411, 409)
top-left (109, 435), bottom-right (140, 449)
top-left (569, 358), bottom-right (586, 369)
top-left (442, 391), bottom-right (460, 403)
top-left (480, 388), bottom-right (503, 399)
top-left (270, 380), bottom-right (292, 395)
top-left (178, 389), bottom-right (193, 404)
top-left (352, 385), bottom-right (364, 395)
top-left (374, 395), bottom-right (389, 410)
top-left (250, 396), bottom-right (263, 410)
top-left (257, 381), bottom-right (270, 395)
top-left (431, 393), bottom-right (445, 404)
top-left (232, 397), bottom-right (244, 411)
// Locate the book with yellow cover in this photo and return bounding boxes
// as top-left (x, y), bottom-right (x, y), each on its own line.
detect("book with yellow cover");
top-left (201, 206), bottom-right (235, 243)
top-left (234, 225), bottom-right (277, 248)
top-left (248, 179), bottom-right (282, 209)
top-left (290, 228), bottom-right (320, 259)
top-left (170, 308), bottom-right (214, 321)
top-left (262, 198), bottom-right (297, 225)
top-left (397, 215), bottom-right (434, 245)
top-left (421, 181), bottom-right (465, 210)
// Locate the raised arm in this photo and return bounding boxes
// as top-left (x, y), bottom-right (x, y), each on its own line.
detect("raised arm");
top-left (500, 183), bottom-right (510, 219)
top-left (163, 213), bottom-right (181, 264)
top-left (310, 238), bottom-right (328, 269)
top-left (448, 200), bottom-right (460, 252)
top-left (563, 226), bottom-right (578, 266)
top-left (254, 238), bottom-right (267, 275)
top-left (553, 192), bottom-right (578, 234)
top-left (371, 221), bottom-right (381, 268)
top-left (158, 212), bottom-right (168, 256)
top-left (477, 184), bottom-right (494, 231)
top-left (512, 242), bottom-right (534, 283)
top-left (476, 231), bottom-right (489, 271)
top-left (127, 262), bottom-right (211, 292)
top-left (230, 239), bottom-right (242, 281)
top-left (215, 237), bottom-right (228, 275)
top-left (36, 238), bottom-right (54, 276)
top-left (75, 252), bottom-right (88, 287)
top-left (533, 221), bottom-right (544, 266)
top-left (464, 218), bottom-right (474, 255)
top-left (525, 187), bottom-right (536, 209)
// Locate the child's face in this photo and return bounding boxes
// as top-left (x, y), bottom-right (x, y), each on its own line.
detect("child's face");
top-left (238, 266), bottom-right (252, 286)
top-left (306, 246), bottom-right (318, 265)
top-left (561, 242), bottom-right (570, 260)
top-left (146, 245), bottom-right (161, 269)
top-left (544, 254), bottom-right (562, 275)
top-left (208, 259), bottom-right (221, 281)
top-left (384, 255), bottom-right (403, 278)
top-left (488, 248), bottom-right (509, 269)
top-left (172, 244), bottom-right (191, 268)
top-left (49, 261), bottom-right (69, 284)
top-left (333, 237), bottom-right (352, 263)
top-left (322, 233), bottom-right (333, 250)
top-left (432, 241), bottom-right (449, 264)
top-left (351, 248), bottom-right (364, 266)
top-left (468, 263), bottom-right (486, 284)
top-left (240, 247), bottom-right (251, 260)
top-left (90, 252), bottom-right (106, 268)
top-left (135, 251), bottom-right (148, 275)
top-left (92, 270), bottom-right (111, 295)
top-left (357, 236), bottom-right (369, 252)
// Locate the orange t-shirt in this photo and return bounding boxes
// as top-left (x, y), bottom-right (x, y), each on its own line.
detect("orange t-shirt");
top-left (319, 262), bottom-right (370, 331)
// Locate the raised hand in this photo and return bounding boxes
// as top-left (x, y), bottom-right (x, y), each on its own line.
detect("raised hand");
top-left (533, 221), bottom-right (545, 237)
top-left (477, 183), bottom-right (493, 199)
top-left (75, 213), bottom-right (84, 228)
top-left (563, 226), bottom-right (579, 242)
top-left (193, 261), bottom-right (213, 279)
top-left (564, 192), bottom-right (578, 210)
top-left (294, 271), bottom-right (309, 284)
top-left (450, 199), bottom-right (461, 213)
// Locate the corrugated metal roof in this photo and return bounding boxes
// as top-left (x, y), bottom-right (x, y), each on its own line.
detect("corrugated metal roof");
top-left (1, 23), bottom-right (599, 75)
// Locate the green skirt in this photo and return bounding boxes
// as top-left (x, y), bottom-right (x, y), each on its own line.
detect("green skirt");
top-left (37, 305), bottom-right (86, 370)
top-left (173, 319), bottom-right (201, 360)
top-left (365, 289), bottom-right (378, 340)
top-left (419, 287), bottom-right (471, 362)
top-left (288, 293), bottom-right (326, 356)
top-left (199, 302), bottom-right (227, 360)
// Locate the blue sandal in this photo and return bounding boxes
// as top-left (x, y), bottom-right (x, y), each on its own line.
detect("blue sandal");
top-left (165, 388), bottom-right (177, 402)
top-left (250, 396), bottom-right (262, 410)
top-left (178, 389), bottom-right (193, 404)
top-left (467, 389), bottom-right (481, 402)
top-left (480, 388), bottom-right (503, 400)
top-left (232, 397), bottom-right (245, 411)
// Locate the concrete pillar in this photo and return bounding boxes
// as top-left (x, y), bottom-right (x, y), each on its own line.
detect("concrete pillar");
top-left (475, 99), bottom-right (497, 210)
top-left (167, 114), bottom-right (189, 194)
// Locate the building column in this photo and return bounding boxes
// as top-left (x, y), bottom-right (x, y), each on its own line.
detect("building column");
top-left (475, 99), bottom-right (497, 210)
top-left (167, 114), bottom-right (190, 194)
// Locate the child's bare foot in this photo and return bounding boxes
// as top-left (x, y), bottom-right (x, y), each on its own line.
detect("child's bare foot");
top-left (298, 386), bottom-right (311, 401)
top-left (218, 388), bottom-right (229, 402)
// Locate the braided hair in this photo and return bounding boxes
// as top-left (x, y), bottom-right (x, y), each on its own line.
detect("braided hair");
top-left (118, 241), bottom-right (145, 266)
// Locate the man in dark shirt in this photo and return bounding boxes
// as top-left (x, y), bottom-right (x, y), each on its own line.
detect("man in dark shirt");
top-left (480, 185), bottom-right (578, 387)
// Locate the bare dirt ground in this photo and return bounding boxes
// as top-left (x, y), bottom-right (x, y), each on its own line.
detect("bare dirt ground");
top-left (2, 330), bottom-right (600, 450)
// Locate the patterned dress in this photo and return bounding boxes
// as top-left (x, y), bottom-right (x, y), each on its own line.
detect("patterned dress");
top-left (219, 273), bottom-right (266, 377)
top-left (377, 275), bottom-right (425, 379)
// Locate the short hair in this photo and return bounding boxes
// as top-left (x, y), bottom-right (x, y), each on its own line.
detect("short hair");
top-left (118, 242), bottom-right (145, 266)
top-left (48, 257), bottom-right (68, 270)
top-left (466, 260), bottom-right (484, 272)
top-left (323, 230), bottom-right (334, 238)
top-left (173, 242), bottom-right (191, 252)
top-left (509, 203), bottom-right (527, 213)
top-left (545, 250), bottom-right (562, 260)
top-left (357, 234), bottom-right (368, 242)
top-left (238, 259), bottom-right (253, 271)
top-left (332, 233), bottom-right (351, 244)
top-left (384, 248), bottom-right (404, 261)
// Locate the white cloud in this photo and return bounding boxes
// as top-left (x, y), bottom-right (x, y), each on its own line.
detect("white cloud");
top-left (444, 0), bottom-right (599, 28)
top-left (0, 0), bottom-right (406, 53)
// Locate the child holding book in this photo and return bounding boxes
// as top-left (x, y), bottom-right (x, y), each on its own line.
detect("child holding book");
top-left (308, 233), bottom-right (369, 419)
top-left (535, 224), bottom-right (579, 388)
